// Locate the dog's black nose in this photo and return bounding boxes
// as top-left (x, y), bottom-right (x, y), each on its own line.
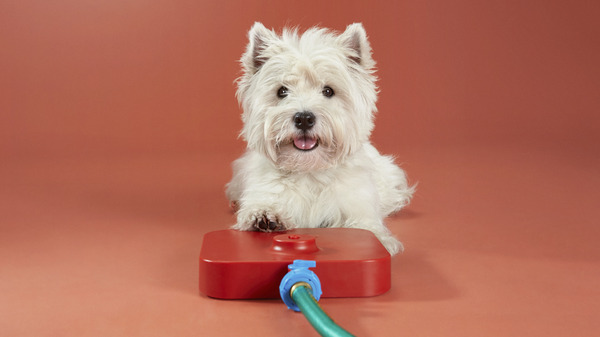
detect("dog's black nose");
top-left (293, 111), bottom-right (316, 131)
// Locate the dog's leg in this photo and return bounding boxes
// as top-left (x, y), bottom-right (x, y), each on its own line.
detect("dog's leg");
top-left (227, 152), bottom-right (288, 232)
top-left (232, 198), bottom-right (287, 232)
top-left (337, 181), bottom-right (404, 255)
top-left (346, 217), bottom-right (403, 255)
top-left (370, 225), bottom-right (404, 255)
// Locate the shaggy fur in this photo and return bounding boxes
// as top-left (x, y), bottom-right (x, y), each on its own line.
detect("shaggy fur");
top-left (226, 22), bottom-right (414, 255)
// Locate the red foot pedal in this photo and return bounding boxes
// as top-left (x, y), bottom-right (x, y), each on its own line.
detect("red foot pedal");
top-left (199, 228), bottom-right (391, 299)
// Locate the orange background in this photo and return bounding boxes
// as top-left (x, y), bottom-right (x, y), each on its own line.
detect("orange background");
top-left (1, 1), bottom-right (599, 336)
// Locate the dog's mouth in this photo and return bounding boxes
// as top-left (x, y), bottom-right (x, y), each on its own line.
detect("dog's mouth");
top-left (293, 135), bottom-right (319, 151)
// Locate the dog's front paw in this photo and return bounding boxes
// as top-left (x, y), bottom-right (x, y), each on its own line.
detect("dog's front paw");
top-left (253, 213), bottom-right (286, 232)
top-left (232, 209), bottom-right (287, 232)
top-left (378, 235), bottom-right (404, 256)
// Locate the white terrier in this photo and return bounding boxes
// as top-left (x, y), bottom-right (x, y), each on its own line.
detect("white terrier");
top-left (226, 22), bottom-right (414, 255)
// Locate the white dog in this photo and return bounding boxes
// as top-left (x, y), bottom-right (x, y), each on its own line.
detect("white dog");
top-left (226, 22), bottom-right (414, 255)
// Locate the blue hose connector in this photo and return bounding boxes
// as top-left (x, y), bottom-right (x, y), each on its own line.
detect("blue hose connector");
top-left (279, 260), bottom-right (322, 311)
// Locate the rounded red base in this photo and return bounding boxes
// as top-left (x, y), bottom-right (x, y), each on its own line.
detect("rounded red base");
top-left (199, 228), bottom-right (391, 299)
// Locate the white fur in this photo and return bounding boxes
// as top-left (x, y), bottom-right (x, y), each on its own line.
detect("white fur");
top-left (226, 22), bottom-right (414, 255)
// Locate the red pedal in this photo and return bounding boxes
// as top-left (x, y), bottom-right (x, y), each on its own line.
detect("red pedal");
top-left (199, 228), bottom-right (391, 299)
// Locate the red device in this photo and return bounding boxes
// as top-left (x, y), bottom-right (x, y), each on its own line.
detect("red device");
top-left (199, 228), bottom-right (391, 299)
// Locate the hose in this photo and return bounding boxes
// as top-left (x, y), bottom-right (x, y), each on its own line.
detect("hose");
top-left (280, 260), bottom-right (355, 337)
top-left (290, 282), bottom-right (355, 337)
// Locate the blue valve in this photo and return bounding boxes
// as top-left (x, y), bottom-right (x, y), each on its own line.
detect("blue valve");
top-left (279, 260), bottom-right (322, 312)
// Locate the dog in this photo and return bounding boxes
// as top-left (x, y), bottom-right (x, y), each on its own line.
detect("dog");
top-left (226, 22), bottom-right (414, 255)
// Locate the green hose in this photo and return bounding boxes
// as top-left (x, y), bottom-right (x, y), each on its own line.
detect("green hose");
top-left (291, 283), bottom-right (355, 337)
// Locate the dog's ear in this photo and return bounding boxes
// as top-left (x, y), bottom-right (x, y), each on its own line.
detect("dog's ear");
top-left (338, 23), bottom-right (375, 69)
top-left (242, 22), bottom-right (278, 74)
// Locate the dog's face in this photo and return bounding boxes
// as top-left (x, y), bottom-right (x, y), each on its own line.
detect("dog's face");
top-left (237, 23), bottom-right (378, 172)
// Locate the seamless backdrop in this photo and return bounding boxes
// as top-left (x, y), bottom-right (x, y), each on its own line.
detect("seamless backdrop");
top-left (1, 1), bottom-right (599, 336)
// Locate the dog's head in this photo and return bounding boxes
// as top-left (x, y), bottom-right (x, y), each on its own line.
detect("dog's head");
top-left (236, 22), bottom-right (378, 172)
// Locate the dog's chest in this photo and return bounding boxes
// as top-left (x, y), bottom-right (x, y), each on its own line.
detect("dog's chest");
top-left (279, 171), bottom-right (371, 228)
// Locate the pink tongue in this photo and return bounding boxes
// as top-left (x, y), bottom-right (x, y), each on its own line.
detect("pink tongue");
top-left (293, 136), bottom-right (318, 150)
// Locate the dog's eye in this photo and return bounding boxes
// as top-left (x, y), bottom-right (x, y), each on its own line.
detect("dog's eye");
top-left (322, 86), bottom-right (335, 98)
top-left (277, 86), bottom-right (289, 98)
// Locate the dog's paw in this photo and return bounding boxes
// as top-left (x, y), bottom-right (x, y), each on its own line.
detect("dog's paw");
top-left (252, 213), bottom-right (286, 232)
top-left (378, 235), bottom-right (404, 256)
top-left (232, 209), bottom-right (287, 232)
